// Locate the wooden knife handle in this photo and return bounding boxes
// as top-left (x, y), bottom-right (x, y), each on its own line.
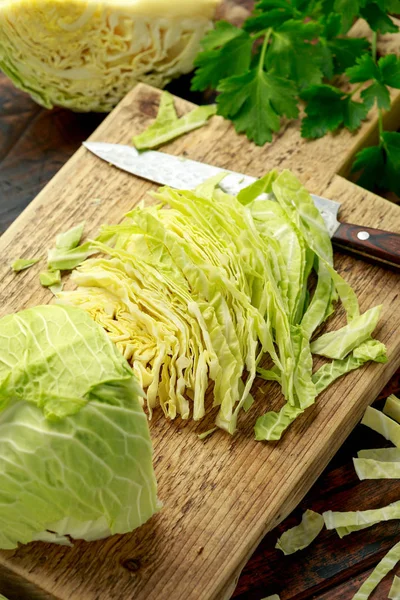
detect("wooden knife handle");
top-left (332, 222), bottom-right (400, 269)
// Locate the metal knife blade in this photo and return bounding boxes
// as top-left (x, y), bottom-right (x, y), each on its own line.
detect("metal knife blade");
top-left (83, 141), bottom-right (341, 237)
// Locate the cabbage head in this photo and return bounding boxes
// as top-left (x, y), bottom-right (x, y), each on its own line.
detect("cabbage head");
top-left (0, 304), bottom-right (160, 549)
top-left (0, 0), bottom-right (220, 111)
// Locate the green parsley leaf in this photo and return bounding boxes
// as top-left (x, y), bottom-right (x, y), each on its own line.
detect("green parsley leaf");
top-left (328, 38), bottom-right (371, 74)
top-left (301, 85), bottom-right (368, 138)
top-left (333, 0), bottom-right (361, 33)
top-left (352, 133), bottom-right (400, 196)
top-left (343, 98), bottom-right (370, 130)
top-left (244, 9), bottom-right (294, 32)
top-left (382, 131), bottom-right (400, 196)
top-left (379, 54), bottom-right (400, 88)
top-left (217, 68), bottom-right (299, 145)
top-left (346, 54), bottom-right (399, 109)
top-left (267, 21), bottom-right (324, 89)
top-left (352, 145), bottom-right (385, 190)
top-left (361, 81), bottom-right (391, 109)
top-left (346, 54), bottom-right (380, 82)
top-left (360, 3), bottom-right (399, 33)
top-left (192, 24), bottom-right (253, 92)
top-left (199, 21), bottom-right (243, 52)
top-left (385, 0), bottom-right (400, 11)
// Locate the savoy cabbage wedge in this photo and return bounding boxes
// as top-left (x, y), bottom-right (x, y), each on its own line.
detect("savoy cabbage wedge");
top-left (0, 304), bottom-right (160, 549)
top-left (56, 170), bottom-right (386, 440)
top-left (0, 0), bottom-right (220, 112)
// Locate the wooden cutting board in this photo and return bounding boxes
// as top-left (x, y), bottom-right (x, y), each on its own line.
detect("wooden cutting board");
top-left (1, 63), bottom-right (400, 599)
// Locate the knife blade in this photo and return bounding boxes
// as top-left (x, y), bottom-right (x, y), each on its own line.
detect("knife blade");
top-left (83, 141), bottom-right (400, 268)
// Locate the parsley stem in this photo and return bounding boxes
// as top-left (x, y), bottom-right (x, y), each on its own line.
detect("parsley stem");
top-left (258, 28), bottom-right (272, 73)
top-left (378, 109), bottom-right (384, 141)
top-left (372, 31), bottom-right (377, 63)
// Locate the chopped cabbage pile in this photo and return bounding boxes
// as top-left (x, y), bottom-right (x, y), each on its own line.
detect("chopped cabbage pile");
top-left (0, 304), bottom-right (160, 549)
top-left (0, 0), bottom-right (220, 111)
top-left (54, 170), bottom-right (386, 439)
top-left (274, 397), bottom-right (400, 599)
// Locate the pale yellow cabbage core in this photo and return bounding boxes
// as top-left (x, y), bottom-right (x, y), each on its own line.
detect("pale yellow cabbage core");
top-left (0, 0), bottom-right (220, 111)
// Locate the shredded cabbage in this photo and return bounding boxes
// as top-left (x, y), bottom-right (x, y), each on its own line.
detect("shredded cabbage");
top-left (353, 457), bottom-right (400, 479)
top-left (0, 0), bottom-right (220, 111)
top-left (133, 91), bottom-right (216, 150)
top-left (361, 406), bottom-right (400, 447)
top-left (11, 257), bottom-right (40, 272)
top-left (389, 575), bottom-right (400, 600)
top-left (384, 394), bottom-right (400, 424)
top-left (352, 541), bottom-right (400, 599)
top-left (40, 269), bottom-right (61, 287)
top-left (275, 510), bottom-right (324, 555)
top-left (323, 499), bottom-right (400, 538)
top-left (56, 222), bottom-right (85, 250)
top-left (55, 170), bottom-right (385, 439)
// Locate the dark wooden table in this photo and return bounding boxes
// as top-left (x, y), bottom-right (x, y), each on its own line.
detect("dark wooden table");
top-left (1, 27), bottom-right (400, 600)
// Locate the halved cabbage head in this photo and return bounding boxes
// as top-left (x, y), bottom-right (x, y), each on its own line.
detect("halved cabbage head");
top-left (0, 0), bottom-right (220, 111)
top-left (0, 304), bottom-right (160, 549)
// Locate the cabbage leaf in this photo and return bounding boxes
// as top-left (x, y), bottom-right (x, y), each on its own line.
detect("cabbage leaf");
top-left (358, 447), bottom-right (400, 462)
top-left (353, 458), bottom-right (400, 479)
top-left (275, 510), bottom-right (324, 555)
top-left (361, 407), bottom-right (400, 447)
top-left (323, 499), bottom-right (400, 537)
top-left (40, 269), bottom-right (61, 288)
top-left (133, 91), bottom-right (216, 150)
top-left (310, 305), bottom-right (382, 359)
top-left (352, 541), bottom-right (400, 599)
top-left (384, 394), bottom-right (400, 424)
top-left (56, 222), bottom-right (85, 250)
top-left (11, 258), bottom-right (40, 272)
top-left (312, 339), bottom-right (387, 395)
top-left (389, 575), bottom-right (400, 600)
top-left (0, 304), bottom-right (159, 549)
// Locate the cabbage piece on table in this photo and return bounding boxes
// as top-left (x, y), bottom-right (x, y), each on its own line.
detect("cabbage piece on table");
top-left (352, 541), bottom-right (400, 599)
top-left (384, 394), bottom-right (400, 424)
top-left (361, 407), bottom-right (400, 447)
top-left (323, 499), bottom-right (400, 538)
top-left (353, 457), bottom-right (400, 479)
top-left (0, 305), bottom-right (159, 549)
top-left (389, 575), bottom-right (400, 599)
top-left (275, 510), bottom-right (324, 555)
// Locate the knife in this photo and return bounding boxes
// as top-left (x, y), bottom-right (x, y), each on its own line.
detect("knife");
top-left (83, 141), bottom-right (400, 269)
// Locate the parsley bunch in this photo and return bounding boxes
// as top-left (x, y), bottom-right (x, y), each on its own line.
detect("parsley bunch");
top-left (191, 0), bottom-right (400, 197)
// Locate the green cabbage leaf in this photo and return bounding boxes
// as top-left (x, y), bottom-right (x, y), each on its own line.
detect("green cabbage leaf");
top-left (384, 394), bottom-right (400, 424)
top-left (0, 304), bottom-right (159, 549)
top-left (323, 499), bottom-right (400, 537)
top-left (389, 575), bottom-right (400, 599)
top-left (352, 541), bottom-right (400, 599)
top-left (133, 91), bottom-right (216, 150)
top-left (275, 510), bottom-right (324, 555)
top-left (361, 406), bottom-right (400, 447)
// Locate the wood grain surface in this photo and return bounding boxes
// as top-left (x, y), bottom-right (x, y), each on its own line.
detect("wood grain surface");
top-left (0, 69), bottom-right (399, 600)
top-left (0, 74), bottom-right (400, 600)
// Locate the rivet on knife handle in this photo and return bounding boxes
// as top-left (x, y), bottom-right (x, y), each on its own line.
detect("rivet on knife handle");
top-left (332, 223), bottom-right (400, 269)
